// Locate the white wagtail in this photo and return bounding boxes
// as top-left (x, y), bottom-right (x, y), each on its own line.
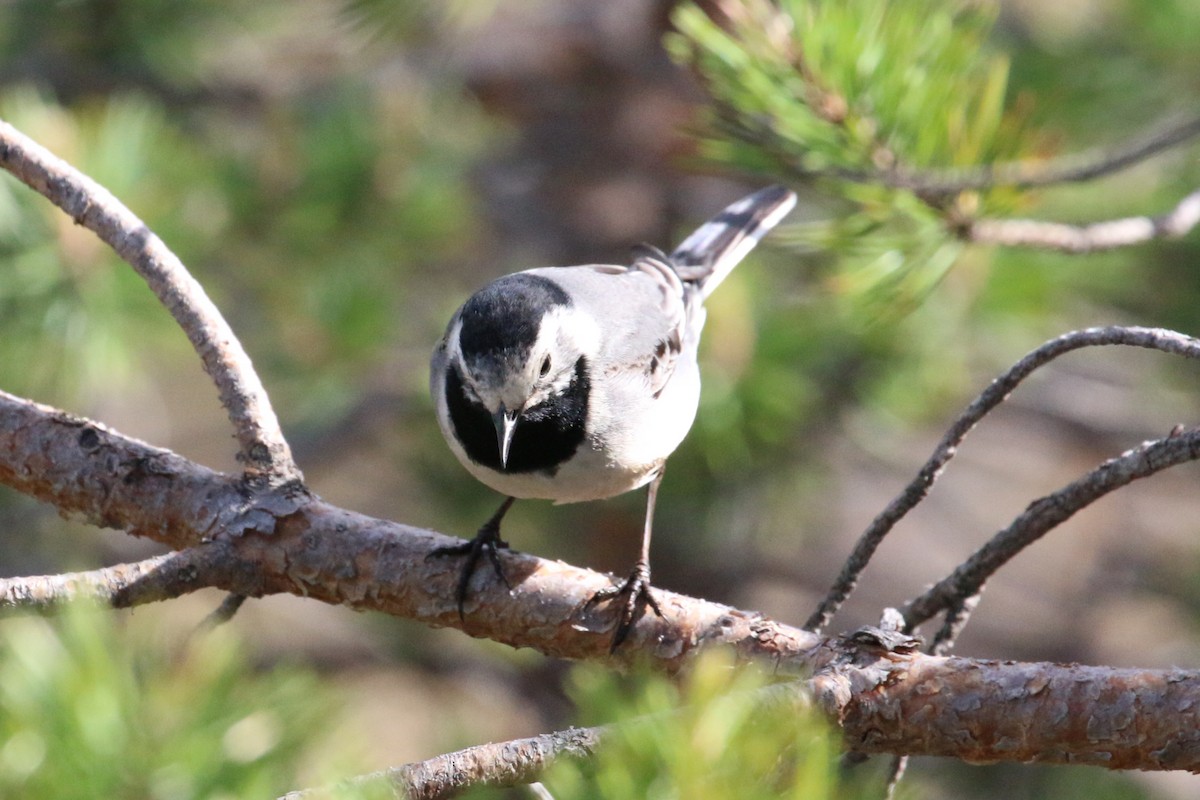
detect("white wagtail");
top-left (429, 185), bottom-right (797, 650)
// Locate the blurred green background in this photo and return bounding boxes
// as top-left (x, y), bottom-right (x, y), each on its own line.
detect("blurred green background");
top-left (1, 0), bottom-right (1199, 797)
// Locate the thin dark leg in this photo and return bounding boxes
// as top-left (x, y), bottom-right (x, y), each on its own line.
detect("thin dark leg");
top-left (428, 496), bottom-right (516, 620)
top-left (587, 469), bottom-right (665, 652)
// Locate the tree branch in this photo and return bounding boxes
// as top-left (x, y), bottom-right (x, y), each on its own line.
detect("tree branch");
top-left (965, 188), bottom-right (1200, 252)
top-left (814, 646), bottom-right (1200, 771)
top-left (0, 546), bottom-right (225, 613)
top-left (0, 119), bottom-right (299, 485)
top-left (0, 388), bottom-right (821, 669)
top-left (805, 326), bottom-right (1200, 634)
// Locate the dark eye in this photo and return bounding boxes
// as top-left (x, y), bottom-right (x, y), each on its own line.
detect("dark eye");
top-left (539, 355), bottom-right (552, 377)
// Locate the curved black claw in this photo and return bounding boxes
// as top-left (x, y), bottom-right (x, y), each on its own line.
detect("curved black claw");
top-left (586, 560), bottom-right (663, 653)
top-left (427, 519), bottom-right (511, 620)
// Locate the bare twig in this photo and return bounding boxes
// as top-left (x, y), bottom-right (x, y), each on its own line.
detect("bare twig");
top-left (966, 188), bottom-right (1200, 252)
top-left (928, 594), bottom-right (980, 656)
top-left (282, 724), bottom-right (606, 800)
top-left (721, 97), bottom-right (1200, 195)
top-left (0, 546), bottom-right (225, 613)
top-left (868, 113), bottom-right (1200, 194)
top-left (903, 426), bottom-right (1200, 629)
top-left (197, 591), bottom-right (247, 630)
top-left (0, 119), bottom-right (299, 486)
top-left (883, 755), bottom-right (907, 800)
top-left (805, 326), bottom-right (1200, 633)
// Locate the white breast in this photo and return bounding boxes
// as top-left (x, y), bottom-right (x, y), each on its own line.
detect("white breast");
top-left (432, 262), bottom-right (705, 504)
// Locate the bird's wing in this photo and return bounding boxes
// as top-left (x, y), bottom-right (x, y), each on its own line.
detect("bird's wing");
top-left (535, 260), bottom-right (688, 400)
top-left (625, 251), bottom-right (687, 399)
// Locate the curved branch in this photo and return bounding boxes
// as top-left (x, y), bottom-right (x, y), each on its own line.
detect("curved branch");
top-left (0, 119), bottom-right (299, 485)
top-left (0, 546), bottom-right (225, 613)
top-left (805, 326), bottom-right (1200, 633)
top-left (0, 388), bottom-right (820, 669)
top-left (965, 188), bottom-right (1200, 252)
top-left (903, 427), bottom-right (1200, 628)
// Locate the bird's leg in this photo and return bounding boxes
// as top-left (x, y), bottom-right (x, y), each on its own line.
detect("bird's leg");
top-left (428, 496), bottom-right (516, 620)
top-left (587, 469), bottom-right (665, 652)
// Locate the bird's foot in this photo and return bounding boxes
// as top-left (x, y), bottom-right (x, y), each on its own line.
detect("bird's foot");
top-left (586, 559), bottom-right (663, 653)
top-left (427, 519), bottom-right (511, 620)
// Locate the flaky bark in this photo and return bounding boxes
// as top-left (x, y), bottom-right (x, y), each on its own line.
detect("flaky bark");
top-left (822, 653), bottom-right (1200, 770)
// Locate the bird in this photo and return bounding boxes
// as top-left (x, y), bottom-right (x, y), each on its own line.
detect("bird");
top-left (429, 184), bottom-right (797, 650)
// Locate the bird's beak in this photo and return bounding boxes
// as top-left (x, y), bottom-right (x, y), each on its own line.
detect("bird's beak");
top-left (492, 407), bottom-right (519, 469)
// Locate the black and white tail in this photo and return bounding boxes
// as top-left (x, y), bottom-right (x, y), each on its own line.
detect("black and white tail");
top-left (670, 185), bottom-right (797, 298)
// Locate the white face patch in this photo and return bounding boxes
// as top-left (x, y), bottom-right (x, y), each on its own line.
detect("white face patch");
top-left (521, 304), bottom-right (600, 409)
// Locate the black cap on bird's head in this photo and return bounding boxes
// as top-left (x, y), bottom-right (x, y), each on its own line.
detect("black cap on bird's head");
top-left (457, 273), bottom-right (571, 366)
top-left (448, 271), bottom-right (587, 473)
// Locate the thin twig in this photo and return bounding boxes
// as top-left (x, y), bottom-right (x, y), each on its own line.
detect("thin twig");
top-left (805, 326), bottom-right (1200, 634)
top-left (281, 722), bottom-right (606, 800)
top-left (883, 755), bottom-right (907, 800)
top-left (0, 547), bottom-right (224, 613)
top-left (723, 99), bottom-right (1200, 195)
top-left (966, 188), bottom-right (1200, 252)
top-left (0, 119), bottom-right (299, 486)
top-left (928, 594), bottom-right (980, 656)
top-left (903, 426), bottom-right (1200, 628)
top-left (867, 113), bottom-right (1200, 193)
top-left (197, 591), bottom-right (247, 631)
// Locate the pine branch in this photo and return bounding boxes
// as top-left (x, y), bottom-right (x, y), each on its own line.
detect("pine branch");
top-left (5, 386), bottom-right (1200, 782)
top-left (851, 113), bottom-right (1200, 194)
